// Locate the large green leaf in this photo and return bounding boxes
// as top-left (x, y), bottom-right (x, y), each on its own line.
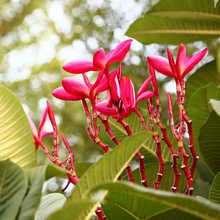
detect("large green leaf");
top-left (92, 182), bottom-right (220, 220)
top-left (199, 110), bottom-right (220, 175)
top-left (17, 164), bottom-right (67, 220)
top-left (209, 172), bottom-right (220, 204)
top-left (0, 159), bottom-right (27, 220)
top-left (0, 85), bottom-right (36, 169)
top-left (47, 201), bottom-right (97, 220)
top-left (36, 193), bottom-right (66, 220)
top-left (126, 0), bottom-right (220, 44)
top-left (185, 61), bottom-right (220, 110)
top-left (188, 84), bottom-right (220, 159)
top-left (49, 132), bottom-right (151, 220)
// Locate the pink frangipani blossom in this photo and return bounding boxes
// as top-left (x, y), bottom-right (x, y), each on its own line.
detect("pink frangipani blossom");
top-left (96, 76), bottom-right (154, 119)
top-left (62, 39), bottom-right (133, 74)
top-left (52, 70), bottom-right (118, 103)
top-left (27, 106), bottom-right (53, 150)
top-left (147, 44), bottom-right (207, 82)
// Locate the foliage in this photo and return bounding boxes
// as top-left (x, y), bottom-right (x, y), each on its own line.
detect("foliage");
top-left (0, 0), bottom-right (220, 220)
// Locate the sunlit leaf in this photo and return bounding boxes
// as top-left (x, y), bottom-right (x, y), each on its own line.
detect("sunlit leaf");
top-left (209, 172), bottom-right (220, 204)
top-left (126, 0), bottom-right (220, 45)
top-left (0, 85), bottom-right (36, 169)
top-left (199, 110), bottom-right (220, 175)
top-left (0, 159), bottom-right (27, 220)
top-left (36, 193), bottom-right (66, 220)
top-left (47, 201), bottom-right (96, 220)
top-left (210, 98), bottom-right (220, 116)
top-left (17, 164), bottom-right (67, 220)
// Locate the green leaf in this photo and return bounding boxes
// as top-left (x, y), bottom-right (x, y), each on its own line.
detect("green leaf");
top-left (193, 179), bottom-right (211, 199)
top-left (74, 162), bottom-right (93, 178)
top-left (210, 99), bottom-right (220, 116)
top-left (0, 85), bottom-right (36, 169)
top-left (92, 182), bottom-right (220, 220)
top-left (103, 191), bottom-right (171, 220)
top-left (36, 193), bottom-right (66, 220)
top-left (50, 132), bottom-right (151, 220)
top-left (185, 61), bottom-right (220, 110)
top-left (126, 0), bottom-right (220, 45)
top-left (209, 172), bottom-right (220, 204)
top-left (0, 159), bottom-right (27, 220)
top-left (199, 110), bottom-right (220, 175)
top-left (188, 84), bottom-right (220, 159)
top-left (17, 164), bottom-right (67, 220)
top-left (47, 201), bottom-right (96, 220)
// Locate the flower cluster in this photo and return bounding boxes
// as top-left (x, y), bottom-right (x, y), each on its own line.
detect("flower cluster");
top-left (28, 40), bottom-right (207, 204)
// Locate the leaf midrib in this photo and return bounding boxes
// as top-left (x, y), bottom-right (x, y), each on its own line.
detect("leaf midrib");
top-left (130, 30), bottom-right (220, 35)
top-left (148, 11), bottom-right (220, 20)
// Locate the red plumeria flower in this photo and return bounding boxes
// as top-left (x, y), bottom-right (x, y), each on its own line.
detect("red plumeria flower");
top-left (62, 39), bottom-right (133, 74)
top-left (96, 76), bottom-right (154, 119)
top-left (27, 106), bottom-right (53, 150)
top-left (147, 44), bottom-right (207, 82)
top-left (52, 70), bottom-right (118, 103)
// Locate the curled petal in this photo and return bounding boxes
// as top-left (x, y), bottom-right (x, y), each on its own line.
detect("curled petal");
top-left (148, 64), bottom-right (158, 96)
top-left (120, 77), bottom-right (135, 109)
top-left (62, 77), bottom-right (90, 98)
top-left (42, 131), bottom-right (54, 138)
top-left (96, 69), bottom-right (118, 94)
top-left (136, 91), bottom-right (154, 103)
top-left (52, 87), bottom-right (84, 101)
top-left (38, 106), bottom-right (48, 139)
top-left (27, 116), bottom-right (38, 141)
top-left (111, 77), bottom-right (120, 102)
top-left (96, 100), bottom-right (117, 117)
top-left (93, 48), bottom-right (106, 69)
top-left (147, 56), bottom-right (173, 77)
top-left (106, 39), bottom-right (132, 66)
top-left (136, 76), bottom-right (152, 98)
top-left (63, 59), bottom-right (99, 74)
top-left (183, 48), bottom-right (207, 78)
top-left (176, 43), bottom-right (186, 77)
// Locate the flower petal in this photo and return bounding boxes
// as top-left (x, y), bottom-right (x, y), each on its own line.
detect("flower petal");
top-left (111, 76), bottom-right (120, 101)
top-left (120, 77), bottom-right (135, 109)
top-left (63, 59), bottom-right (99, 74)
top-left (182, 48), bottom-right (207, 78)
top-left (27, 116), bottom-right (38, 140)
top-left (136, 91), bottom-right (154, 103)
top-left (106, 39), bottom-right (132, 66)
top-left (52, 87), bottom-right (85, 101)
top-left (96, 69), bottom-right (118, 95)
top-left (38, 106), bottom-right (48, 139)
top-left (62, 77), bottom-right (90, 98)
top-left (42, 131), bottom-right (54, 138)
top-left (136, 76), bottom-right (152, 98)
top-left (147, 56), bottom-right (173, 77)
top-left (93, 48), bottom-right (107, 69)
top-left (176, 43), bottom-right (186, 77)
top-left (96, 100), bottom-right (117, 117)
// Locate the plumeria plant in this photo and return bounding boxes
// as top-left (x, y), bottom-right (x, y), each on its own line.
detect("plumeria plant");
top-left (24, 39), bottom-right (210, 219)
top-left (1, 1), bottom-right (220, 219)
